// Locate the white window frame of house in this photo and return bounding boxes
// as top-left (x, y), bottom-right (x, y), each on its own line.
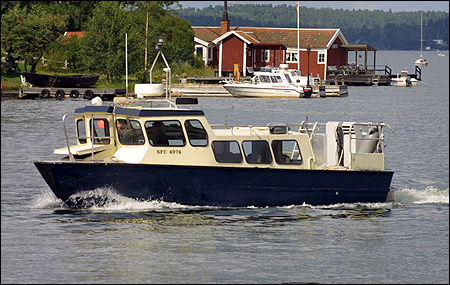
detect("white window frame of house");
top-left (317, 51), bottom-right (326, 64)
top-left (195, 46), bottom-right (203, 57)
top-left (262, 50), bottom-right (270, 62)
top-left (285, 51), bottom-right (298, 63)
top-left (195, 44), bottom-right (208, 65)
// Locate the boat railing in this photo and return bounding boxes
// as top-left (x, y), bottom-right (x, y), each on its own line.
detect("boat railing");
top-left (113, 97), bottom-right (199, 110)
top-left (113, 97), bottom-right (178, 109)
top-left (298, 120), bottom-right (391, 154)
top-left (62, 112), bottom-right (117, 162)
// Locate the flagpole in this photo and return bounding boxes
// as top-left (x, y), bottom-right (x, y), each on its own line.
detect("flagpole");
top-left (297, 2), bottom-right (300, 70)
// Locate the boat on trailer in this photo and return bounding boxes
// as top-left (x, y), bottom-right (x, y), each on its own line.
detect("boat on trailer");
top-left (22, 72), bottom-right (99, 88)
top-left (34, 93), bottom-right (394, 208)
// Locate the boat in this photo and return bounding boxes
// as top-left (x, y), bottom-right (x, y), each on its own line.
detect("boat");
top-left (22, 72), bottom-right (100, 88)
top-left (391, 69), bottom-right (418, 87)
top-left (437, 52), bottom-right (445, 57)
top-left (223, 65), bottom-right (348, 98)
top-left (222, 66), bottom-right (306, 98)
top-left (33, 47), bottom-right (393, 208)
top-left (415, 12), bottom-right (429, 67)
top-left (34, 93), bottom-right (394, 208)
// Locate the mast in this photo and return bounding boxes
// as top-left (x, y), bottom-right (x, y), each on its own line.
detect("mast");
top-left (420, 12), bottom-right (423, 58)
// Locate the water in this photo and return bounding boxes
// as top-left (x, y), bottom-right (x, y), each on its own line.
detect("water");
top-left (1, 51), bottom-right (448, 284)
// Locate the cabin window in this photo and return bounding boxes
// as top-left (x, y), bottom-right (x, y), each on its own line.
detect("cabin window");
top-left (259, 75), bottom-right (270, 83)
top-left (271, 140), bottom-right (303, 165)
top-left (318, 52), bottom-right (326, 64)
top-left (270, 75), bottom-right (283, 83)
top-left (90, 118), bottom-right (110, 144)
top-left (212, 141), bottom-right (242, 163)
top-left (77, 119), bottom-right (87, 144)
top-left (185, 120), bottom-right (208, 147)
top-left (116, 119), bottom-right (145, 145)
top-left (242, 140), bottom-right (272, 164)
top-left (145, 120), bottom-right (185, 146)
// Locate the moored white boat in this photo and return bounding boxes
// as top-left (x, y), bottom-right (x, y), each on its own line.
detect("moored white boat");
top-left (415, 12), bottom-right (429, 67)
top-left (391, 70), bottom-right (418, 87)
top-left (223, 65), bottom-right (348, 98)
top-left (223, 67), bottom-right (306, 98)
top-left (415, 58), bottom-right (428, 67)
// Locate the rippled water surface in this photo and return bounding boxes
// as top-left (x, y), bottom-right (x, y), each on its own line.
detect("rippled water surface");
top-left (1, 51), bottom-right (448, 283)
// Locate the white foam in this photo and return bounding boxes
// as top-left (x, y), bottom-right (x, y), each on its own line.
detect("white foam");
top-left (31, 186), bottom-right (449, 211)
top-left (30, 191), bottom-right (66, 209)
top-left (393, 186), bottom-right (449, 204)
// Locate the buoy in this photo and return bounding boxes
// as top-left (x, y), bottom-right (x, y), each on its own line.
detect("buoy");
top-left (91, 96), bottom-right (103, 106)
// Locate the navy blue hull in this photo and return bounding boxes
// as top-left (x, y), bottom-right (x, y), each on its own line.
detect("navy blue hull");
top-left (34, 161), bottom-right (394, 207)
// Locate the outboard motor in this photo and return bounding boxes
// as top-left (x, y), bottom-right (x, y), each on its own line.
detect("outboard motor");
top-left (319, 85), bottom-right (326, 98)
top-left (303, 85), bottom-right (312, 98)
top-left (357, 126), bottom-right (380, 153)
top-left (406, 76), bottom-right (412, 87)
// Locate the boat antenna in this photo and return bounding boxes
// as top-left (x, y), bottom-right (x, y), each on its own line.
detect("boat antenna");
top-left (149, 38), bottom-right (172, 100)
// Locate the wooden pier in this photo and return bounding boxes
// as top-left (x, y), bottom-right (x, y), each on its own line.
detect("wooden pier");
top-left (326, 65), bottom-right (422, 86)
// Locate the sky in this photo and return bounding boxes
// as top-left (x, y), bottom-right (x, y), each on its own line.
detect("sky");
top-left (178, 1), bottom-right (449, 12)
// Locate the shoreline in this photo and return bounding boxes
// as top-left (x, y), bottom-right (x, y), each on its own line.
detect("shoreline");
top-left (1, 84), bottom-right (233, 100)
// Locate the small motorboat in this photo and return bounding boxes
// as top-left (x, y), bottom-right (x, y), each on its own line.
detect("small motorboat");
top-left (22, 72), bottom-right (99, 88)
top-left (414, 58), bottom-right (428, 67)
top-left (223, 65), bottom-right (347, 98)
top-left (223, 67), bottom-right (306, 98)
top-left (391, 70), bottom-right (418, 87)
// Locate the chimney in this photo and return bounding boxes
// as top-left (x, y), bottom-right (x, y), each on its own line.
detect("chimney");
top-left (221, 1), bottom-right (230, 34)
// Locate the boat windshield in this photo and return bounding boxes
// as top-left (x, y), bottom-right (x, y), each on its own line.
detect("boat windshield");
top-left (284, 74), bottom-right (293, 84)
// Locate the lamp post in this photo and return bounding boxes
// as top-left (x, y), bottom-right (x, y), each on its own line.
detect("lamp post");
top-left (304, 46), bottom-right (312, 98)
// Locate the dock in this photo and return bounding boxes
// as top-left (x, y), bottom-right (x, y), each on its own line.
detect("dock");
top-left (326, 65), bottom-right (421, 86)
top-left (171, 84), bottom-right (232, 97)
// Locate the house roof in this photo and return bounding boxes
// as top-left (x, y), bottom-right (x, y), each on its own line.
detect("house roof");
top-left (193, 27), bottom-right (346, 49)
top-left (64, 31), bottom-right (86, 38)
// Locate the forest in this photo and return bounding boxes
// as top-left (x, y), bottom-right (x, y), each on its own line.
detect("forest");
top-left (176, 3), bottom-right (449, 51)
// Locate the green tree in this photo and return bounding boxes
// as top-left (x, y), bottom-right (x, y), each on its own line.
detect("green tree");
top-left (1, 4), bottom-right (67, 73)
top-left (78, 1), bottom-right (134, 80)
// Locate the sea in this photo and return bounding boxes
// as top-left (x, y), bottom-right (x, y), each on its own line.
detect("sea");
top-left (1, 50), bottom-right (448, 284)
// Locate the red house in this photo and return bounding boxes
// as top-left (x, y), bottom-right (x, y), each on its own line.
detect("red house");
top-left (192, 5), bottom-right (352, 81)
